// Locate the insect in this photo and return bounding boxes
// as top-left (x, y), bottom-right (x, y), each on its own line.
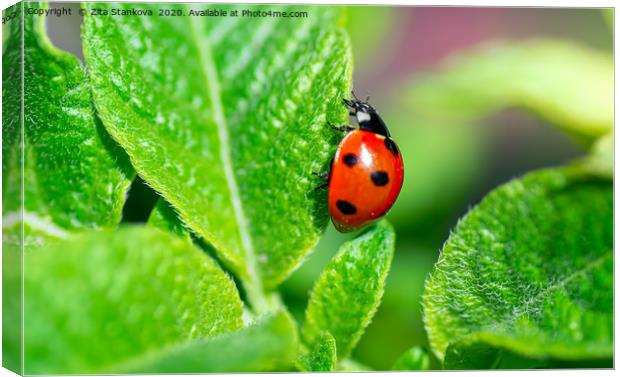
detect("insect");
top-left (315, 93), bottom-right (404, 232)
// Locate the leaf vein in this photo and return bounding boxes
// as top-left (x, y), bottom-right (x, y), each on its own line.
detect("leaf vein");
top-left (188, 13), bottom-right (262, 298)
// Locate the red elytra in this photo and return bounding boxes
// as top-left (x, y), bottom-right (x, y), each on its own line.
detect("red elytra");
top-left (327, 128), bottom-right (404, 232)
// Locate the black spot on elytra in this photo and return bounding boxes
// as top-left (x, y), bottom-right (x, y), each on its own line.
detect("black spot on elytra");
top-left (336, 200), bottom-right (357, 215)
top-left (371, 171), bottom-right (389, 186)
top-left (384, 137), bottom-right (399, 157)
top-left (342, 153), bottom-right (358, 167)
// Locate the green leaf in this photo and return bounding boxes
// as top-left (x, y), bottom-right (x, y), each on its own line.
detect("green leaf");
top-left (20, 226), bottom-right (243, 374)
top-left (2, 3), bottom-right (22, 218)
top-left (302, 220), bottom-right (395, 358)
top-left (423, 168), bottom-right (612, 365)
top-left (443, 334), bottom-right (613, 369)
top-left (82, 3), bottom-right (352, 297)
top-left (391, 346), bottom-right (431, 371)
top-left (443, 340), bottom-right (504, 370)
top-left (115, 311), bottom-right (298, 373)
top-left (407, 39), bottom-right (613, 140)
top-left (4, 7), bottom-right (132, 370)
top-left (3, 3), bottom-right (133, 229)
top-left (297, 332), bottom-right (337, 371)
top-left (147, 199), bottom-right (191, 239)
top-left (3, 212), bottom-right (71, 250)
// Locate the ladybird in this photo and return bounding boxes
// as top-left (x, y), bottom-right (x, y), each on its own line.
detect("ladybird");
top-left (315, 93), bottom-right (404, 232)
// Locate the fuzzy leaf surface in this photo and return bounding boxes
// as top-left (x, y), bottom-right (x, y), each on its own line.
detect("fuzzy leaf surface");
top-left (2, 4), bottom-right (22, 217)
top-left (297, 332), bottom-right (337, 372)
top-left (302, 220), bottom-right (395, 358)
top-left (116, 311), bottom-right (298, 373)
top-left (82, 2), bottom-right (352, 291)
top-left (19, 226), bottom-right (243, 374)
top-left (2, 3), bottom-right (133, 229)
top-left (147, 199), bottom-right (192, 239)
top-left (423, 168), bottom-right (613, 364)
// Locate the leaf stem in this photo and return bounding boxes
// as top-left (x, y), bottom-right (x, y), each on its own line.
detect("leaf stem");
top-left (242, 278), bottom-right (283, 316)
top-left (242, 278), bottom-right (269, 315)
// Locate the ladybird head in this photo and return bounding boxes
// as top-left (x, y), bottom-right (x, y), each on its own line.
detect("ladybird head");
top-left (343, 94), bottom-right (391, 137)
top-left (343, 97), bottom-right (375, 123)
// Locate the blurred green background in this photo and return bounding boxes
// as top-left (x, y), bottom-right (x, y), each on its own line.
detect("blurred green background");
top-left (44, 4), bottom-right (612, 370)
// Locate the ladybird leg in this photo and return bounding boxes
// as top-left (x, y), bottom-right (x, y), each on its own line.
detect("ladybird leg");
top-left (327, 121), bottom-right (355, 133)
top-left (312, 171), bottom-right (330, 190)
top-left (314, 182), bottom-right (329, 191)
top-left (311, 172), bottom-right (329, 190)
top-left (312, 171), bottom-right (329, 180)
top-left (343, 98), bottom-right (358, 113)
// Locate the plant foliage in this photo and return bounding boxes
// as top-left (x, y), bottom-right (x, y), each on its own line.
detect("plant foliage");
top-left (423, 168), bottom-right (612, 368)
top-left (82, 2), bottom-right (352, 304)
top-left (20, 226), bottom-right (244, 374)
top-left (1, 2), bottom-right (612, 373)
top-left (303, 221), bottom-right (395, 358)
